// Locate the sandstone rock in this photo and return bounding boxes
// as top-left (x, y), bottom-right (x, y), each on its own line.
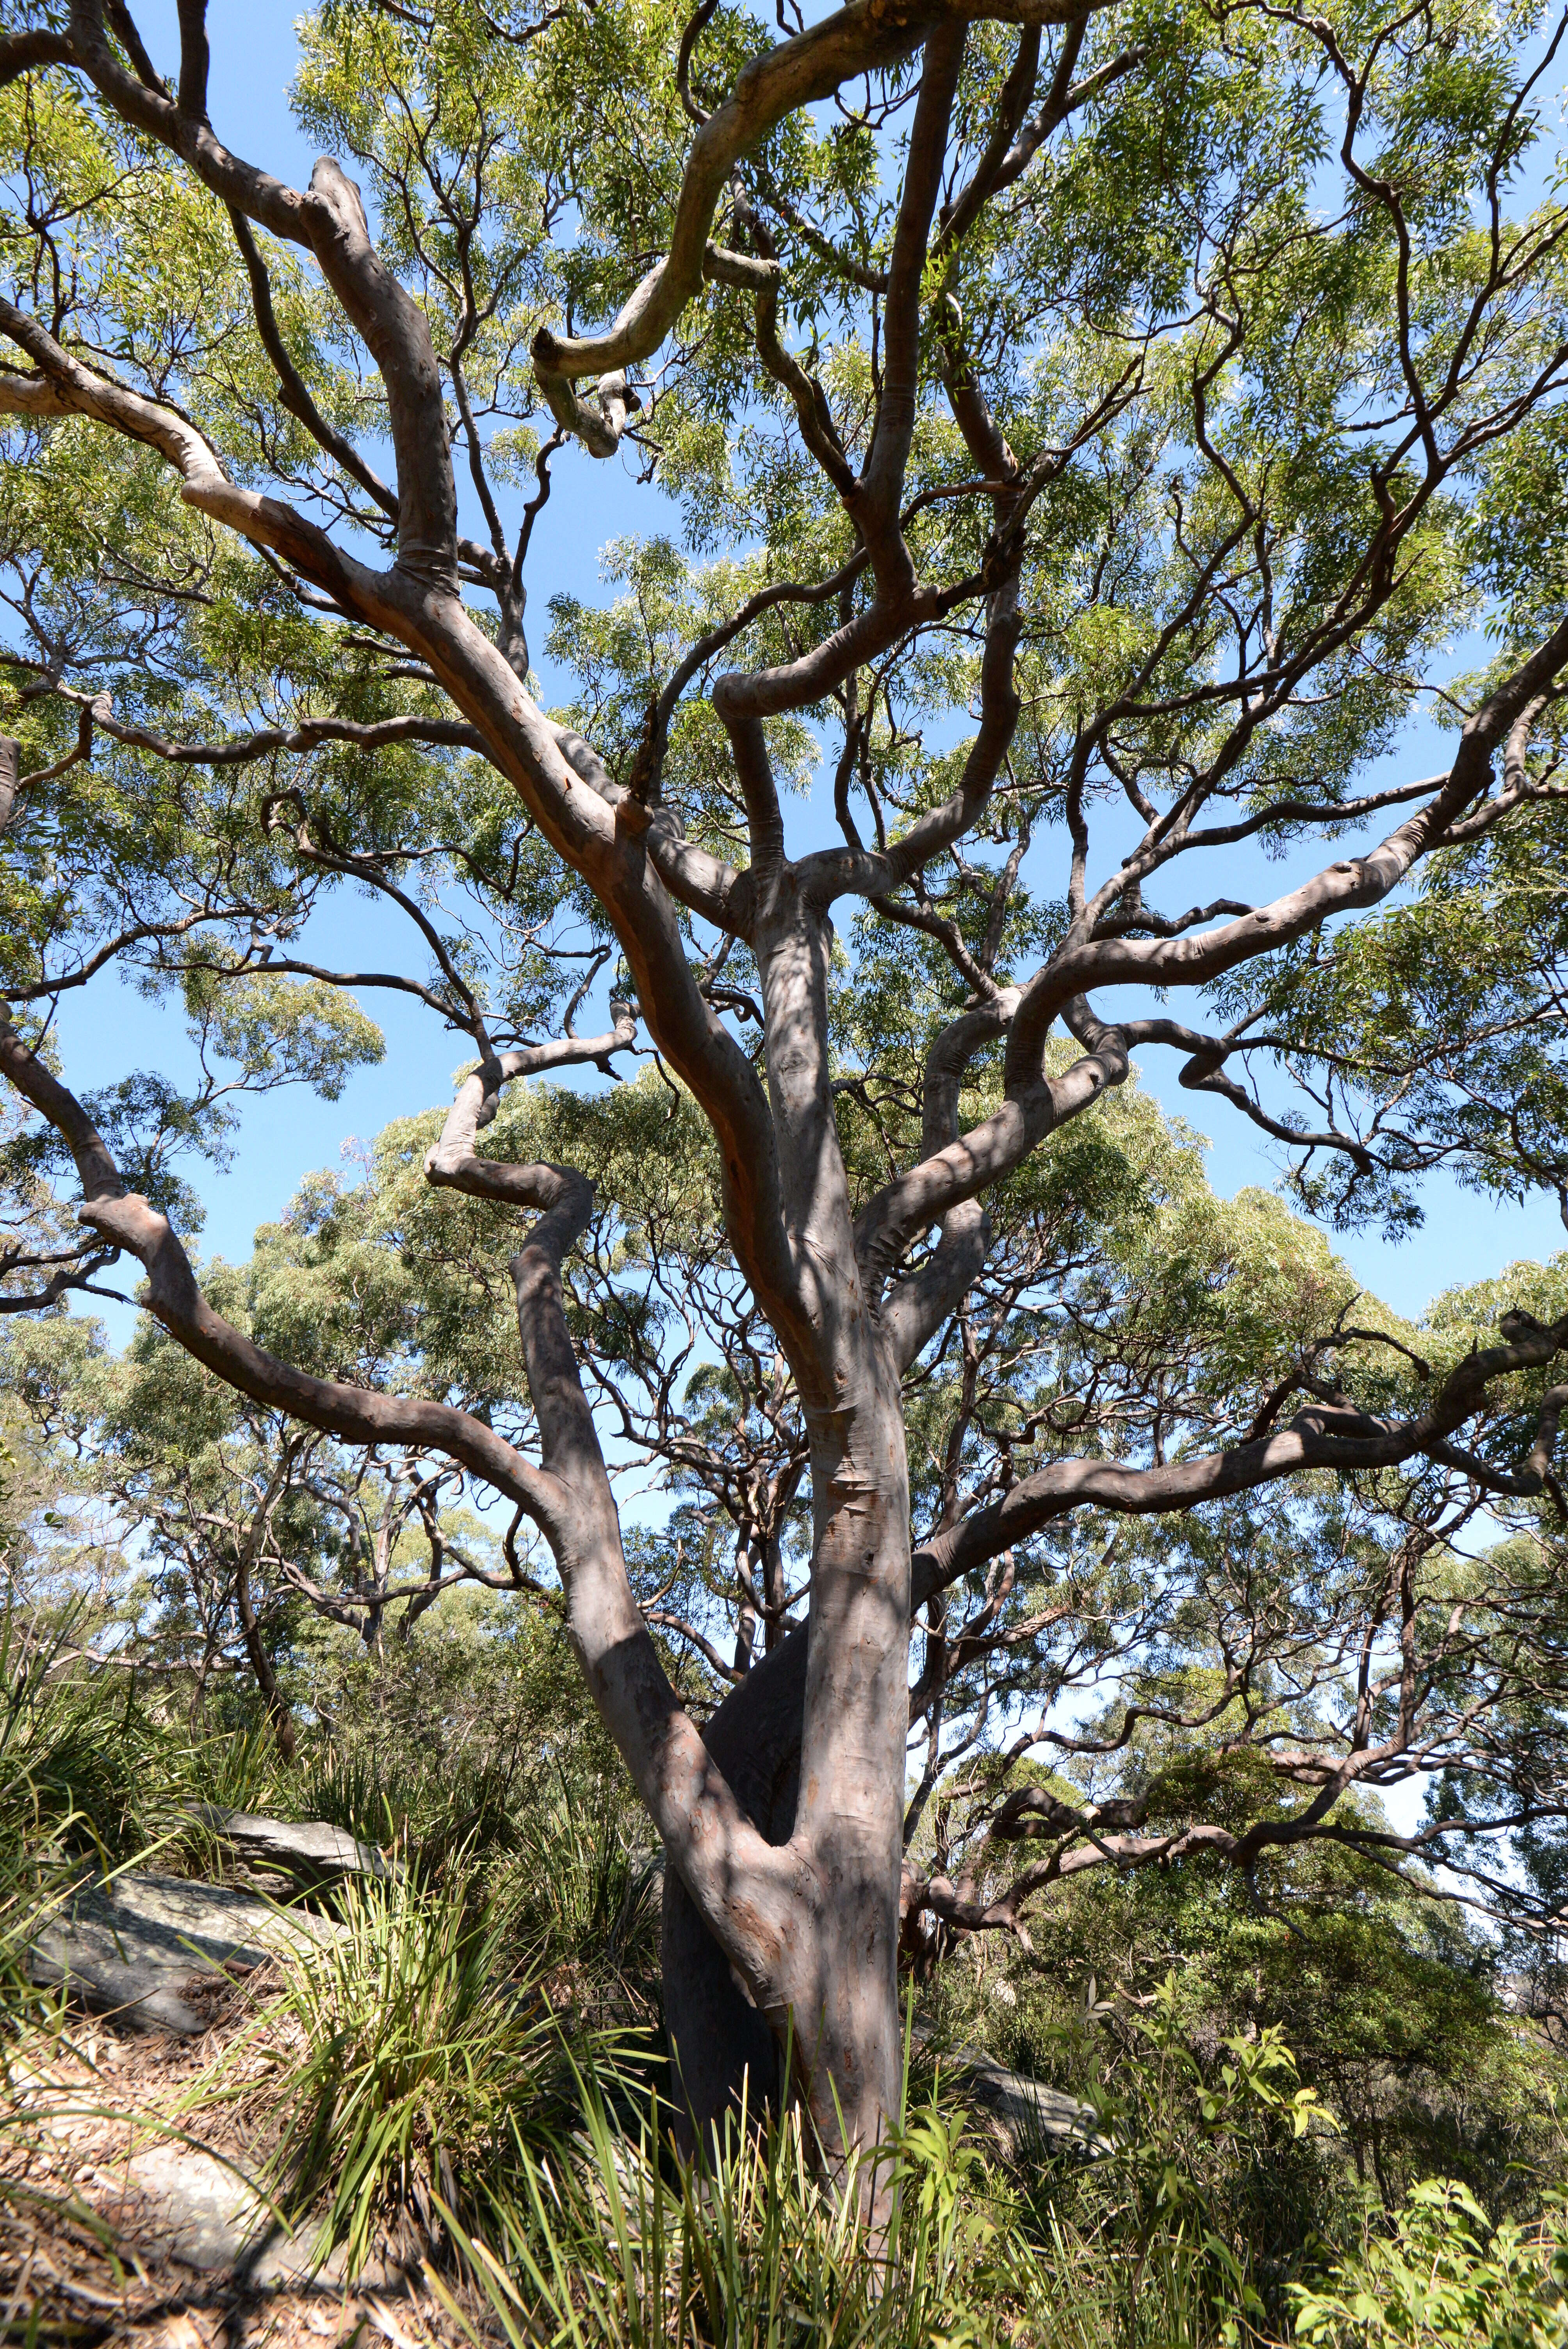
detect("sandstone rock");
top-left (941, 2046), bottom-right (1107, 2156)
top-left (29, 1867), bottom-right (340, 2035)
top-left (189, 1804), bottom-right (394, 1890)
top-left (121, 2143), bottom-right (402, 2289)
top-left (124, 2145), bottom-right (283, 2274)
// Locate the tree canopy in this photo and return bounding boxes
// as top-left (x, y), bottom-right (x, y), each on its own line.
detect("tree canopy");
top-left (2, 0), bottom-right (1568, 2172)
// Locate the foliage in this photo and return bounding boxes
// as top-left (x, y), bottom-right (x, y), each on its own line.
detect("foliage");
top-left (975, 1971), bottom-right (1333, 2344)
top-left (205, 1843), bottom-right (628, 2279)
top-left (921, 1818), bottom-right (1564, 2222)
top-left (295, 1584), bottom-right (617, 1813)
top-left (1290, 2179), bottom-right (1568, 2349)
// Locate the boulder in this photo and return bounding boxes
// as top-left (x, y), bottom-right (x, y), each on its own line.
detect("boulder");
top-left (940, 2046), bottom-right (1107, 2157)
top-left (188, 1804), bottom-right (394, 1891)
top-left (28, 1867), bottom-right (340, 2036)
top-left (122, 2144), bottom-right (307, 2283)
top-left (119, 2144), bottom-right (401, 2289)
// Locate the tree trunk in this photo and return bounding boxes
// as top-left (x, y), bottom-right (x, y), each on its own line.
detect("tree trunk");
top-left (663, 1626), bottom-right (807, 2149)
top-left (663, 1374), bottom-right (911, 2181)
top-left (234, 1543), bottom-right (296, 1762)
top-left (788, 1377), bottom-right (911, 2165)
top-left (659, 872), bottom-right (916, 2178)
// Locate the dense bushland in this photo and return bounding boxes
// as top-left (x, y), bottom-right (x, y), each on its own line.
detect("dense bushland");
top-left (5, 1579), bottom-right (1568, 2345)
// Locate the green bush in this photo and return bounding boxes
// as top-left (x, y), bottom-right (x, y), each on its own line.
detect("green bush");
top-left (988, 1973), bottom-right (1332, 2347)
top-left (1291, 2179), bottom-right (1568, 2347)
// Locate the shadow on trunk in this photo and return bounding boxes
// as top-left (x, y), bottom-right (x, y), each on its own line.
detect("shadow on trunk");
top-left (662, 1625), bottom-right (807, 2153)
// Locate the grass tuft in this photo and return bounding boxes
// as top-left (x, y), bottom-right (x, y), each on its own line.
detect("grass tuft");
top-left (203, 1839), bottom-right (636, 2278)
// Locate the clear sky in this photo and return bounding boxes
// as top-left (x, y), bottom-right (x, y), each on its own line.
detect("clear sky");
top-left (61, 0), bottom-right (1566, 1352)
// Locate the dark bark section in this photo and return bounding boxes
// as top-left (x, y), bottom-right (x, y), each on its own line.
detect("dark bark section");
top-left (663, 1625), bottom-right (807, 2150)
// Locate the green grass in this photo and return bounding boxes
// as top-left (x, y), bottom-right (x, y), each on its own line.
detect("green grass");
top-left (201, 1839), bottom-right (640, 2277)
top-left (424, 2073), bottom-right (1306, 2349)
top-left (430, 2080), bottom-right (1027, 2349)
top-left (510, 1771), bottom-right (663, 1999)
top-left (0, 1601), bottom-right (292, 1899)
top-left (0, 1606), bottom-right (120, 2034)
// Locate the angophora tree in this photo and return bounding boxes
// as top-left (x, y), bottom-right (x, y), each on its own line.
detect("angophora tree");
top-left (2, 0), bottom-right (1568, 2168)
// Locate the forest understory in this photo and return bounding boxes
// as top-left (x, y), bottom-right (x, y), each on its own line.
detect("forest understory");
top-left (5, 1604), bottom-right (1568, 2349)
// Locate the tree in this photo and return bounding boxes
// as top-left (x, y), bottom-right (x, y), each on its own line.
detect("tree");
top-left (2, 0), bottom-right (1568, 2184)
top-left (0, 1239), bottom-right (543, 1751)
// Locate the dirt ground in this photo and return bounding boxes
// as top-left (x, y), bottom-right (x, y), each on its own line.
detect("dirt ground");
top-left (0, 2001), bottom-right (499, 2349)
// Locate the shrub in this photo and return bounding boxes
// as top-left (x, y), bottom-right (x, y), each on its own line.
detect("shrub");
top-left (1290, 2179), bottom-right (1568, 2348)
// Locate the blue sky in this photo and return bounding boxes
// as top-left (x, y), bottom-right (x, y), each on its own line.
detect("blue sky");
top-left (62, 0), bottom-right (1567, 1348)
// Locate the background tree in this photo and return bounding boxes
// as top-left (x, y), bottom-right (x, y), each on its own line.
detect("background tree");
top-left (2, 0), bottom-right (1568, 2180)
top-left (0, 1227), bottom-right (545, 1751)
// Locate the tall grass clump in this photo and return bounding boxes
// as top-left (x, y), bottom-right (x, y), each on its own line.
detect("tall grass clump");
top-left (431, 2080), bottom-right (1023, 2349)
top-left (214, 1840), bottom-right (631, 2276)
top-left (0, 1599), bottom-right (291, 1896)
top-left (421, 1989), bottom-right (1323, 2349)
top-left (511, 1772), bottom-right (663, 2010)
top-left (0, 1605), bottom-right (153, 1873)
top-left (0, 1608), bottom-right (86, 2032)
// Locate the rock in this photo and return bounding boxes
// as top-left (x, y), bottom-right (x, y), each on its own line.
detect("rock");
top-left (29, 1867), bottom-right (341, 2036)
top-left (189, 1804), bottom-right (394, 1891)
top-left (941, 2046), bottom-right (1107, 2157)
top-left (121, 2143), bottom-right (401, 2290)
top-left (124, 2145), bottom-right (285, 2275)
